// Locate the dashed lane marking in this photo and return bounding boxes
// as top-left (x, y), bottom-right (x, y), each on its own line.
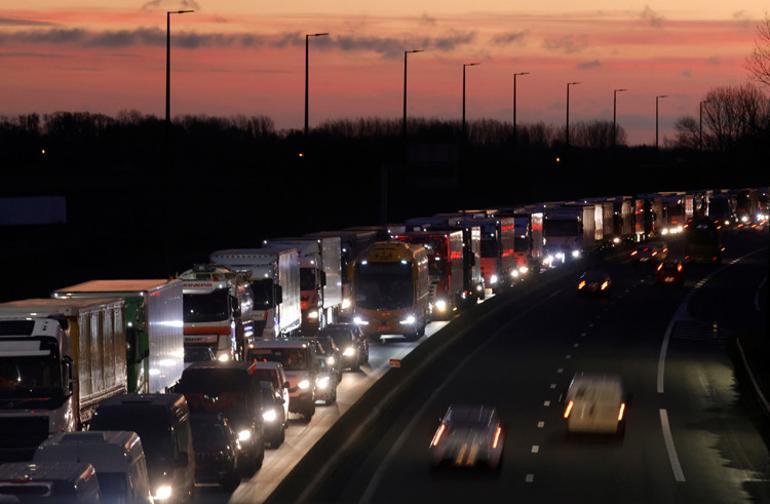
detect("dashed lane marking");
top-left (537, 421), bottom-right (544, 428)
top-left (525, 474), bottom-right (534, 483)
top-left (544, 400), bottom-right (551, 407)
top-left (531, 445), bottom-right (540, 454)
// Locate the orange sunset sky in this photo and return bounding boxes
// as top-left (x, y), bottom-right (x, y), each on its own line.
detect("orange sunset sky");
top-left (0, 1), bottom-right (767, 144)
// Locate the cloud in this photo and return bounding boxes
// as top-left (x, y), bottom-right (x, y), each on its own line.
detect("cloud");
top-left (542, 35), bottom-right (588, 54)
top-left (0, 51), bottom-right (67, 58)
top-left (0, 27), bottom-right (475, 58)
top-left (141, 0), bottom-right (200, 11)
top-left (419, 13), bottom-right (437, 26)
top-left (0, 16), bottom-right (54, 27)
top-left (732, 10), bottom-right (753, 28)
top-left (706, 56), bottom-right (721, 65)
top-left (640, 5), bottom-right (664, 28)
top-left (490, 30), bottom-right (528, 46)
top-left (681, 69), bottom-right (692, 78)
top-left (576, 59), bottom-right (601, 70)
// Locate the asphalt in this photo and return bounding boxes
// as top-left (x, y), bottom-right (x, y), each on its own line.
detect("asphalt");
top-left (283, 229), bottom-right (770, 504)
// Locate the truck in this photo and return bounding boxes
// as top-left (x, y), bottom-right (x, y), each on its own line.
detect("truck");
top-left (209, 247), bottom-right (301, 340)
top-left (684, 215), bottom-right (723, 264)
top-left (0, 298), bottom-right (128, 461)
top-left (351, 241), bottom-right (430, 341)
top-left (392, 230), bottom-right (465, 319)
top-left (542, 206), bottom-right (583, 266)
top-left (52, 279), bottom-right (184, 394)
top-left (266, 237), bottom-right (342, 332)
top-left (178, 264), bottom-right (258, 362)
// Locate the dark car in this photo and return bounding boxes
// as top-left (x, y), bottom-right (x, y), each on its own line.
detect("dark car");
top-left (320, 324), bottom-right (369, 371)
top-left (311, 335), bottom-right (343, 380)
top-left (175, 362), bottom-right (265, 475)
top-left (258, 381), bottom-right (287, 448)
top-left (313, 356), bottom-right (339, 406)
top-left (184, 346), bottom-right (215, 366)
top-left (577, 270), bottom-right (612, 296)
top-left (190, 413), bottom-right (241, 491)
top-left (656, 259), bottom-right (685, 286)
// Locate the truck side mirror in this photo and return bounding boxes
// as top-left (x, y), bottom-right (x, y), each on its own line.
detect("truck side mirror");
top-left (320, 271), bottom-right (327, 287)
top-left (274, 285), bottom-right (283, 305)
top-left (62, 357), bottom-right (74, 396)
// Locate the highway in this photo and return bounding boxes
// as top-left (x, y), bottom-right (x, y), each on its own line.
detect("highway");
top-left (267, 230), bottom-right (770, 504)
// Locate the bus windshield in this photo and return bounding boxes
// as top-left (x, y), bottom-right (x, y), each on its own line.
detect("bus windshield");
top-left (183, 288), bottom-right (229, 323)
top-left (355, 261), bottom-right (414, 310)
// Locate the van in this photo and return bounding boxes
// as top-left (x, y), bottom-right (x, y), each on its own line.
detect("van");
top-left (563, 374), bottom-right (627, 436)
top-left (248, 361), bottom-right (290, 422)
top-left (0, 462), bottom-right (101, 503)
top-left (90, 394), bottom-right (195, 503)
top-left (33, 431), bottom-right (153, 503)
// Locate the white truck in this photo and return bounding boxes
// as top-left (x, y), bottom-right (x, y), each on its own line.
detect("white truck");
top-left (266, 237), bottom-right (342, 333)
top-left (52, 279), bottom-right (184, 394)
top-left (178, 264), bottom-right (258, 362)
top-left (0, 298), bottom-right (128, 461)
top-left (210, 247), bottom-right (302, 340)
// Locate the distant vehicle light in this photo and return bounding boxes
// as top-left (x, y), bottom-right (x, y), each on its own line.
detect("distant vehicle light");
top-left (677, 264), bottom-right (683, 272)
top-left (741, 215), bottom-right (749, 223)
top-left (511, 270), bottom-right (520, 278)
top-left (262, 409), bottom-right (278, 423)
top-left (238, 429), bottom-right (252, 442)
top-left (564, 400), bottom-right (574, 418)
top-left (154, 485), bottom-right (173, 501)
top-left (612, 237), bottom-right (621, 244)
top-left (631, 250), bottom-right (638, 256)
top-left (600, 281), bottom-right (609, 290)
top-left (571, 250), bottom-right (581, 259)
top-left (308, 310), bottom-right (319, 320)
top-left (578, 280), bottom-right (586, 290)
top-left (724, 220), bottom-right (730, 226)
top-left (431, 423), bottom-right (446, 447)
top-left (618, 403), bottom-right (626, 421)
top-left (326, 356), bottom-right (335, 366)
top-left (490, 274), bottom-right (499, 285)
top-left (400, 315), bottom-right (417, 325)
top-left (341, 298), bottom-right (352, 310)
top-left (217, 353), bottom-right (230, 363)
top-left (298, 379), bottom-right (311, 390)
top-left (316, 376), bottom-right (330, 390)
top-left (519, 266), bottom-right (529, 274)
top-left (657, 264), bottom-right (663, 271)
top-left (435, 299), bottom-right (448, 312)
top-left (661, 228), bottom-right (669, 236)
top-left (492, 426), bottom-right (503, 449)
top-left (353, 316), bottom-right (369, 326)
top-left (343, 346), bottom-right (356, 357)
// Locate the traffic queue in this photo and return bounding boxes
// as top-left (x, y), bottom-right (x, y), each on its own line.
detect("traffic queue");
top-left (0, 187), bottom-right (766, 501)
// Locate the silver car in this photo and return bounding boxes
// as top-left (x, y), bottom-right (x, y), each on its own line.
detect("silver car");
top-left (429, 405), bottom-right (504, 470)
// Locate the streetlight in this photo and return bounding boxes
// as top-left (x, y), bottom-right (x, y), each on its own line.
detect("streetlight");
top-left (566, 81), bottom-right (580, 148)
top-left (656, 94), bottom-right (668, 149)
top-left (513, 72), bottom-right (530, 145)
top-left (403, 49), bottom-right (424, 140)
top-left (613, 88), bottom-right (628, 148)
top-left (462, 62), bottom-right (480, 139)
top-left (699, 99), bottom-right (711, 151)
top-left (165, 9), bottom-right (194, 129)
top-left (305, 32), bottom-right (329, 137)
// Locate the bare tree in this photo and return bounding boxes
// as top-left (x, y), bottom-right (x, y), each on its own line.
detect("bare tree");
top-left (672, 116), bottom-right (699, 149)
top-left (570, 120), bottom-right (625, 149)
top-left (749, 14), bottom-right (770, 87)
top-left (702, 83), bottom-right (769, 151)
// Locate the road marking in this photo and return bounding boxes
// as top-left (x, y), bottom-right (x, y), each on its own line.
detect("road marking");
top-left (659, 409), bottom-right (686, 482)
top-left (549, 383), bottom-right (557, 389)
top-left (525, 474), bottom-right (534, 483)
top-left (573, 343), bottom-right (579, 348)
top-left (556, 368), bottom-right (563, 374)
top-left (557, 393), bottom-right (563, 402)
top-left (544, 400), bottom-right (551, 407)
top-left (588, 323), bottom-right (595, 328)
top-left (756, 275), bottom-right (767, 312)
top-left (537, 421), bottom-right (544, 428)
top-left (531, 445), bottom-right (540, 454)
top-left (580, 332), bottom-right (587, 337)
top-left (565, 354), bottom-right (572, 360)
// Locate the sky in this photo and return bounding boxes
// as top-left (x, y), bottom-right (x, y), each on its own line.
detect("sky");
top-left (0, 1), bottom-right (767, 144)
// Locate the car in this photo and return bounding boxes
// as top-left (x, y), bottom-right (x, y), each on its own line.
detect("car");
top-left (248, 339), bottom-right (320, 422)
top-left (577, 270), bottom-right (612, 296)
top-left (184, 346), bottom-right (216, 367)
top-left (247, 361), bottom-right (291, 429)
top-left (313, 355), bottom-right (339, 406)
top-left (656, 259), bottom-right (685, 286)
top-left (320, 323), bottom-right (369, 371)
top-left (630, 241), bottom-right (668, 263)
top-left (563, 373), bottom-right (627, 437)
top-left (258, 380), bottom-right (287, 448)
top-left (429, 405), bottom-right (504, 470)
top-left (190, 413), bottom-right (241, 491)
top-left (310, 334), bottom-right (343, 380)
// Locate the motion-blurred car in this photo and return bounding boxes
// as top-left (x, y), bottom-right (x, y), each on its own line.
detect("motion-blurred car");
top-left (577, 270), bottom-right (612, 296)
top-left (429, 405), bottom-right (504, 470)
top-left (630, 241), bottom-right (668, 263)
top-left (656, 259), bottom-right (685, 286)
top-left (563, 373), bottom-right (627, 437)
top-left (320, 323), bottom-right (369, 371)
top-left (190, 413), bottom-right (242, 490)
top-left (313, 355), bottom-right (339, 405)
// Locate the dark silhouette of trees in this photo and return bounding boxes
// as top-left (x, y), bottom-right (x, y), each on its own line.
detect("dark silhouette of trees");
top-left (749, 15), bottom-right (770, 87)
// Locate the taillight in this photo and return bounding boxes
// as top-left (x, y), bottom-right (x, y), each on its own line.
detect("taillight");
top-left (618, 403), bottom-right (626, 421)
top-left (631, 251), bottom-right (638, 256)
top-left (564, 400), bottom-right (574, 418)
top-left (657, 264), bottom-right (663, 271)
top-left (578, 280), bottom-right (586, 290)
top-left (677, 264), bottom-right (682, 272)
top-left (431, 423), bottom-right (446, 447)
top-left (492, 426), bottom-right (502, 448)
top-left (601, 281), bottom-right (609, 290)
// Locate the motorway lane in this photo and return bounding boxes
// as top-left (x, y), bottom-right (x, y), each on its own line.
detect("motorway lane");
top-left (194, 320), bottom-right (449, 503)
top-left (297, 231), bottom-right (770, 504)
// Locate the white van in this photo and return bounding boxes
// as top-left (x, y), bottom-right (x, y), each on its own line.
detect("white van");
top-left (34, 431), bottom-right (153, 503)
top-left (563, 374), bottom-right (627, 436)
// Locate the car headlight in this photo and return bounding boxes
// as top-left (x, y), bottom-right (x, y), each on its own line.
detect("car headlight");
top-left (326, 355), bottom-right (336, 366)
top-left (154, 485), bottom-right (173, 501)
top-left (612, 237), bottom-right (621, 244)
top-left (298, 379), bottom-right (311, 390)
top-left (435, 299), bottom-right (447, 311)
top-left (353, 316), bottom-right (369, 326)
top-left (724, 220), bottom-right (730, 226)
top-left (262, 409), bottom-right (278, 423)
top-left (601, 281), bottom-right (609, 290)
top-left (555, 252), bottom-right (566, 262)
top-left (578, 280), bottom-right (586, 290)
top-left (341, 298), bottom-right (352, 310)
top-left (511, 270), bottom-right (520, 278)
top-left (518, 266), bottom-right (529, 274)
top-left (571, 249), bottom-right (581, 259)
top-left (400, 315), bottom-right (416, 325)
top-left (476, 285), bottom-right (483, 292)
top-left (343, 346), bottom-right (356, 357)
top-left (741, 215), bottom-right (749, 223)
top-left (490, 274), bottom-right (499, 285)
top-left (238, 429), bottom-right (252, 442)
top-left (316, 376), bottom-right (330, 389)
top-left (661, 228), bottom-right (669, 235)
top-left (308, 310), bottom-right (319, 320)
top-left (217, 353), bottom-right (230, 363)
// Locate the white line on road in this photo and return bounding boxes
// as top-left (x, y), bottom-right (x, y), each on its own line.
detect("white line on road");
top-left (659, 409), bottom-right (686, 482)
top-left (537, 421), bottom-right (544, 428)
top-left (573, 343), bottom-right (579, 348)
top-left (557, 368), bottom-right (563, 374)
top-left (565, 354), bottom-right (572, 359)
top-left (755, 275), bottom-right (767, 312)
top-left (549, 383), bottom-right (557, 389)
top-left (580, 332), bottom-right (587, 337)
top-left (543, 400), bottom-right (551, 407)
top-left (525, 473), bottom-right (534, 483)
top-left (531, 445), bottom-right (540, 454)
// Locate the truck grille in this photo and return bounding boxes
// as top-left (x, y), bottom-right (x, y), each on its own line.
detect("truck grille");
top-left (0, 416), bottom-right (49, 461)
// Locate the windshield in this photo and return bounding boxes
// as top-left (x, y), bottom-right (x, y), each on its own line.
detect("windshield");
top-left (184, 347), bottom-right (214, 363)
top-left (0, 341), bottom-right (62, 399)
top-left (183, 288), bottom-right (230, 323)
top-left (250, 279), bottom-right (274, 308)
top-left (91, 408), bottom-right (173, 466)
top-left (355, 261), bottom-right (414, 310)
top-left (324, 329), bottom-right (353, 347)
top-left (544, 218), bottom-right (580, 237)
top-left (250, 348), bottom-right (309, 371)
top-left (300, 268), bottom-right (316, 291)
